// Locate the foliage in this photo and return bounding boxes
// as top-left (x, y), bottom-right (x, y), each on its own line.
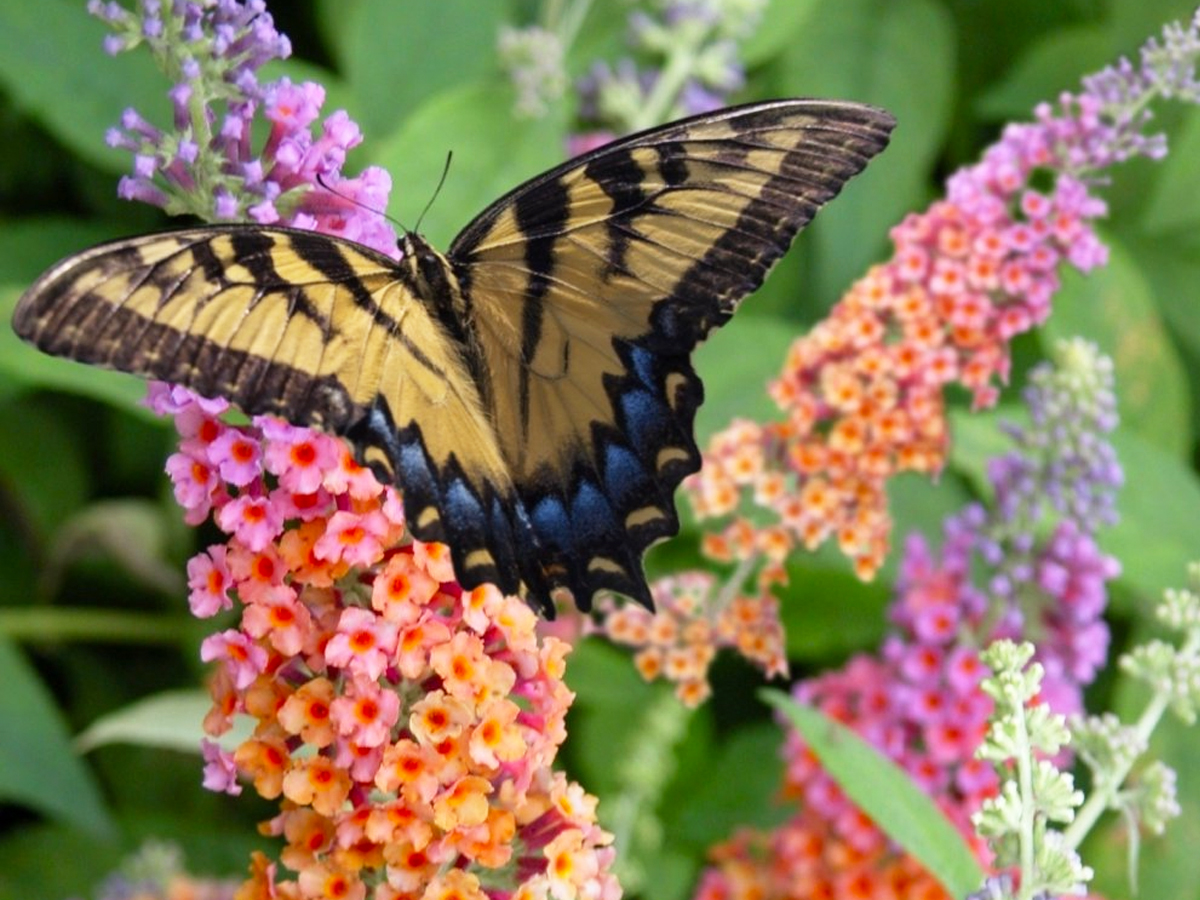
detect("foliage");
top-left (0, 1), bottom-right (1199, 899)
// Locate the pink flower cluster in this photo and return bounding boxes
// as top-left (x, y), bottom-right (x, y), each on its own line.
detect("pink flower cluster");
top-left (690, 525), bottom-right (1114, 900)
top-left (596, 145), bottom-right (1114, 699)
top-left (615, 32), bottom-right (1191, 698)
top-left (689, 131), bottom-right (1111, 592)
top-left (92, 6), bottom-right (625, 895)
top-left (662, 77), bottom-right (1171, 701)
top-left (691, 340), bottom-right (1122, 900)
top-left (149, 385), bottom-right (620, 900)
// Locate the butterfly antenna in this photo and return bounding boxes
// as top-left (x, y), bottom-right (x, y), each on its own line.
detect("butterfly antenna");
top-left (314, 172), bottom-right (408, 231)
top-left (414, 151), bottom-right (453, 235)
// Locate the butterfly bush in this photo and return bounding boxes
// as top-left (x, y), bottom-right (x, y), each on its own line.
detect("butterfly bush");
top-left (96, 4), bottom-right (620, 899)
top-left (565, 0), bottom-right (764, 151)
top-left (91, 0), bottom-right (396, 255)
top-left (502, 0), bottom-right (764, 151)
top-left (597, 8), bottom-right (1200, 701)
top-left (692, 337), bottom-right (1121, 900)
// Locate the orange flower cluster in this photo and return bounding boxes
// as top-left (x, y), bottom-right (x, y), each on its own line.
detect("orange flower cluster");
top-left (693, 822), bottom-right (951, 900)
top-left (620, 107), bottom-right (1120, 702)
top-left (688, 129), bottom-right (1113, 589)
top-left (152, 386), bottom-right (620, 900)
top-left (597, 571), bottom-right (787, 707)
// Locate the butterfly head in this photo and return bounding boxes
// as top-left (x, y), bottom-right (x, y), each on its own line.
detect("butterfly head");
top-left (399, 231), bottom-right (460, 306)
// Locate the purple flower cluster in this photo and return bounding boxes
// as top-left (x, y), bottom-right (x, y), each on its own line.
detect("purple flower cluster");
top-left (1079, 8), bottom-right (1200, 163)
top-left (850, 340), bottom-right (1119, 805)
top-left (908, 340), bottom-right (1121, 716)
top-left (692, 342), bottom-right (1123, 899)
top-left (571, 0), bottom-right (764, 151)
top-left (1000, 342), bottom-right (1122, 529)
top-left (979, 9), bottom-right (1200, 184)
top-left (90, 0), bottom-right (290, 65)
top-left (92, 0), bottom-right (396, 256)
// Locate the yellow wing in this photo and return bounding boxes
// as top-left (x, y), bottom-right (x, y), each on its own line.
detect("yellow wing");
top-left (11, 226), bottom-right (516, 561)
top-left (448, 99), bottom-right (895, 608)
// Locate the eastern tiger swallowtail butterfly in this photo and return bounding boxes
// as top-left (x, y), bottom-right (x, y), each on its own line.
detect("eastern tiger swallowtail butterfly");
top-left (13, 99), bottom-right (894, 615)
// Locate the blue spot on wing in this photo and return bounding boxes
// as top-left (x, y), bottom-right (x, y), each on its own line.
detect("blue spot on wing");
top-left (628, 345), bottom-right (657, 387)
top-left (444, 477), bottom-right (485, 542)
top-left (619, 387), bottom-right (665, 445)
top-left (531, 495), bottom-right (571, 543)
top-left (602, 444), bottom-right (645, 502)
top-left (342, 338), bottom-right (705, 615)
top-left (570, 481), bottom-right (619, 545)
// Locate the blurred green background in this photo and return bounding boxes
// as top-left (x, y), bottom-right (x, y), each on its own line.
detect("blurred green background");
top-left (1, 0), bottom-right (1199, 898)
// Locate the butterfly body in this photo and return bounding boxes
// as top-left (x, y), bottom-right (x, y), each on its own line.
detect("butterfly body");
top-left (14, 99), bottom-right (895, 615)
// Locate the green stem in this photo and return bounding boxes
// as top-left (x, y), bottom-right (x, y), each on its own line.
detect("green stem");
top-left (711, 550), bottom-right (762, 616)
top-left (628, 18), bottom-right (715, 132)
top-left (1062, 627), bottom-right (1200, 850)
top-left (554, 0), bottom-right (595, 53)
top-left (0, 608), bottom-right (195, 645)
top-left (1015, 698), bottom-right (1038, 900)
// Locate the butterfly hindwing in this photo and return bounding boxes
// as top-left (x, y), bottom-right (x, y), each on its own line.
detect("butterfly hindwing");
top-left (449, 99), bottom-right (895, 608)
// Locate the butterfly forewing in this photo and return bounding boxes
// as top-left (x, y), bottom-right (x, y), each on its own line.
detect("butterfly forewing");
top-left (449, 100), bottom-right (895, 607)
top-left (12, 226), bottom-right (518, 567)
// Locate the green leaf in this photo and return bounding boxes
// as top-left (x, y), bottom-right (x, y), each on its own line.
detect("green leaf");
top-left (0, 394), bottom-right (90, 546)
top-left (0, 285), bottom-right (153, 417)
top-left (1109, 0), bottom-right (1197, 55)
top-left (1118, 230), bottom-right (1200, 450)
top-left (0, 637), bottom-right (114, 836)
top-left (1106, 428), bottom-right (1200, 603)
top-left (665, 721), bottom-right (788, 844)
top-left (42, 500), bottom-right (185, 601)
top-left (635, 720), bottom-right (787, 900)
top-left (76, 688), bottom-right (253, 754)
top-left (370, 81), bottom-right (568, 249)
top-left (742, 0), bottom-right (821, 67)
top-left (564, 3), bottom-right (632, 79)
top-left (974, 25), bottom-right (1111, 120)
top-left (763, 691), bottom-right (984, 898)
top-left (1128, 231), bottom-right (1200, 359)
top-left (1041, 236), bottom-right (1192, 459)
top-left (777, 0), bottom-right (955, 306)
top-left (780, 561), bottom-right (891, 659)
top-left (313, 0), bottom-right (363, 69)
top-left (885, 468), bottom-right (974, 571)
top-left (564, 638), bottom-right (665, 797)
top-left (0, 822), bottom-right (122, 900)
top-left (947, 404), bottom-right (1022, 494)
top-left (1140, 109), bottom-right (1200, 236)
top-left (693, 313), bottom-right (795, 442)
top-left (0, 0), bottom-right (166, 173)
top-left (0, 218), bottom-right (123, 286)
top-left (339, 0), bottom-right (507, 141)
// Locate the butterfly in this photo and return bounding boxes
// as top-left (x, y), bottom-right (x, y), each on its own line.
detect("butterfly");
top-left (13, 99), bottom-right (894, 616)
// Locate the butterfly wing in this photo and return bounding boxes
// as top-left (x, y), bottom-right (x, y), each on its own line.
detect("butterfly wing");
top-left (449, 99), bottom-right (895, 609)
top-left (11, 225), bottom-right (518, 572)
